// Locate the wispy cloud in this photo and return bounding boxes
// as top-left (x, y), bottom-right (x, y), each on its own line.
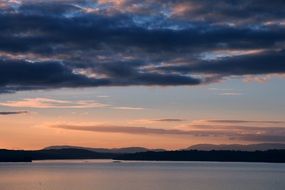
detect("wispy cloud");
top-left (0, 98), bottom-right (146, 110)
top-left (97, 95), bottom-right (110, 98)
top-left (208, 88), bottom-right (243, 96)
top-left (130, 118), bottom-right (186, 125)
top-left (53, 124), bottom-right (211, 136)
top-left (113, 107), bottom-right (145, 110)
top-left (152, 118), bottom-right (185, 122)
top-left (203, 120), bottom-right (285, 124)
top-left (0, 98), bottom-right (108, 109)
top-left (0, 111), bottom-right (28, 115)
top-left (208, 88), bottom-right (234, 91)
top-left (218, 92), bottom-right (243, 96)
top-left (243, 74), bottom-right (285, 83)
top-left (53, 123), bottom-right (285, 143)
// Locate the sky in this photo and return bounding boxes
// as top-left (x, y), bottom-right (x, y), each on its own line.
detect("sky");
top-left (0, 0), bottom-right (285, 150)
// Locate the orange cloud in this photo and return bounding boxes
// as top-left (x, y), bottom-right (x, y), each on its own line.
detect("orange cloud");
top-left (52, 123), bottom-right (285, 143)
top-left (171, 2), bottom-right (196, 17)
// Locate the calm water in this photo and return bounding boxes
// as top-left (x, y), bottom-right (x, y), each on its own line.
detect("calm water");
top-left (0, 160), bottom-right (284, 190)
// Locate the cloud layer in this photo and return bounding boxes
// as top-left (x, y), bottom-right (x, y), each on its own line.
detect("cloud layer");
top-left (0, 97), bottom-right (144, 110)
top-left (0, 0), bottom-right (285, 92)
top-left (0, 98), bottom-right (108, 108)
top-left (54, 123), bottom-right (285, 143)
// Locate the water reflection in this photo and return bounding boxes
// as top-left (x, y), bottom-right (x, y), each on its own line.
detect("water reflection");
top-left (0, 160), bottom-right (284, 190)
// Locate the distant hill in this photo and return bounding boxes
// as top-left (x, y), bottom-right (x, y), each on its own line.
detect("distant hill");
top-left (115, 150), bottom-right (285, 163)
top-left (44, 145), bottom-right (165, 154)
top-left (0, 148), bottom-right (116, 162)
top-left (186, 143), bottom-right (285, 151)
top-left (1, 146), bottom-right (285, 163)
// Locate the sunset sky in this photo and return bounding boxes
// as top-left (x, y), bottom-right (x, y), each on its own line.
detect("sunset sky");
top-left (0, 0), bottom-right (285, 150)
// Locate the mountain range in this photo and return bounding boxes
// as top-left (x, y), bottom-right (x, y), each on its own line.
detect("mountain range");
top-left (186, 143), bottom-right (285, 151)
top-left (45, 143), bottom-right (285, 153)
top-left (1, 143), bottom-right (285, 163)
top-left (44, 146), bottom-right (165, 153)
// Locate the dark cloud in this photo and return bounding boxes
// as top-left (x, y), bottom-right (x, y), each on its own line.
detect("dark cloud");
top-left (0, 111), bottom-right (28, 115)
top-left (28, 0), bottom-right (283, 24)
top-left (1, 13), bottom-right (285, 54)
top-left (167, 0), bottom-right (285, 24)
top-left (157, 50), bottom-right (285, 76)
top-left (54, 124), bottom-right (285, 143)
top-left (0, 59), bottom-right (110, 92)
top-left (0, 0), bottom-right (284, 92)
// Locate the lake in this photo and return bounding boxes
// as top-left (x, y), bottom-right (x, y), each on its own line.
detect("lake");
top-left (0, 160), bottom-right (284, 190)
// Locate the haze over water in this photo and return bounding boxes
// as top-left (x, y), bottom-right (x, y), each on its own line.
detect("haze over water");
top-left (0, 160), bottom-right (284, 190)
